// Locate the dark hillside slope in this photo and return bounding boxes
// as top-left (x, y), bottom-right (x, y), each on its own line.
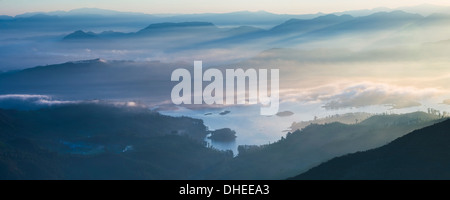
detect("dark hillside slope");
top-left (292, 119), bottom-right (450, 180)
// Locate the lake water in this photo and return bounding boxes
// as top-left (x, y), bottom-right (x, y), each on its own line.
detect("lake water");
top-left (160, 101), bottom-right (446, 155)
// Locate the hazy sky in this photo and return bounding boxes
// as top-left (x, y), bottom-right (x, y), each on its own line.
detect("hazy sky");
top-left (1, 0), bottom-right (450, 16)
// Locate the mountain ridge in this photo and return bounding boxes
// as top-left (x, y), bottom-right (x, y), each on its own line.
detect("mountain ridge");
top-left (291, 119), bottom-right (450, 180)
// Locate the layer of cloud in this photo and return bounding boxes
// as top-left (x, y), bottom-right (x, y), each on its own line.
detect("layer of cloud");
top-left (0, 94), bottom-right (150, 110)
top-left (443, 99), bottom-right (450, 105)
top-left (282, 82), bottom-right (441, 110)
top-left (0, 94), bottom-right (77, 110)
top-left (322, 84), bottom-right (427, 110)
top-left (276, 111), bottom-right (294, 117)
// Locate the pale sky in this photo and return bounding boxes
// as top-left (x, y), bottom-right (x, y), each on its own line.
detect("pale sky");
top-left (1, 0), bottom-right (450, 16)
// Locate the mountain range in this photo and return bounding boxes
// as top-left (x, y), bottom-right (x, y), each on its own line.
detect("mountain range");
top-left (0, 8), bottom-right (321, 35)
top-left (58, 11), bottom-right (450, 49)
top-left (3, 7), bottom-right (450, 70)
top-left (4, 4), bottom-right (450, 29)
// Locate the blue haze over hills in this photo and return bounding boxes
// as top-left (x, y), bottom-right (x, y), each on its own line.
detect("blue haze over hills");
top-left (1, 5), bottom-right (450, 179)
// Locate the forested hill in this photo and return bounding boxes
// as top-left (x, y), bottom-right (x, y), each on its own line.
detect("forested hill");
top-left (0, 103), bottom-right (232, 179)
top-left (291, 119), bottom-right (450, 180)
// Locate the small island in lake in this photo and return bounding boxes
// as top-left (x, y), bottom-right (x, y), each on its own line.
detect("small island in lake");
top-left (219, 110), bottom-right (231, 115)
top-left (276, 111), bottom-right (294, 117)
top-left (208, 128), bottom-right (237, 142)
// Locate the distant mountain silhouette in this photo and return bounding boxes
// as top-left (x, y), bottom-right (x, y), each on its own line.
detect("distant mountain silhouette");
top-left (6, 9), bottom-right (321, 30)
top-left (347, 10), bottom-right (423, 28)
top-left (63, 30), bottom-right (99, 40)
top-left (50, 10), bottom-right (450, 52)
top-left (270, 14), bottom-right (354, 35)
top-left (136, 22), bottom-right (219, 36)
top-left (396, 4), bottom-right (450, 16)
top-left (296, 11), bottom-right (423, 39)
top-left (160, 10), bottom-right (323, 27)
top-left (140, 22), bottom-right (215, 30)
top-left (0, 59), bottom-right (180, 103)
top-left (168, 11), bottom-right (440, 48)
top-left (60, 21), bottom-right (226, 41)
top-left (331, 4), bottom-right (450, 17)
top-left (1, 9), bottom-right (323, 39)
top-left (291, 119), bottom-right (450, 180)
